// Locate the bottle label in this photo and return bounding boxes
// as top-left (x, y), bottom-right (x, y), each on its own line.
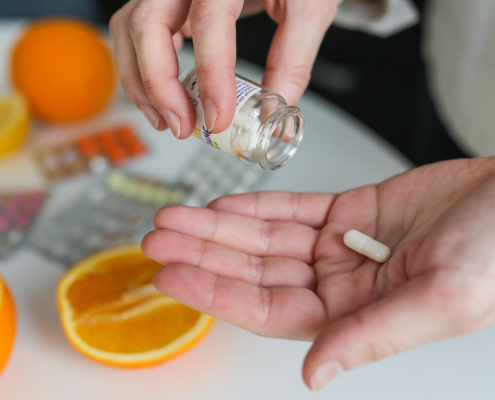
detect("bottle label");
top-left (182, 71), bottom-right (262, 156)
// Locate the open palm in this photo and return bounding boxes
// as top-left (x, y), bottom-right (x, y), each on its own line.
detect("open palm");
top-left (142, 157), bottom-right (495, 390)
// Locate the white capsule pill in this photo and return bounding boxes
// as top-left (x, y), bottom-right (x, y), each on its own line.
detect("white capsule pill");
top-left (233, 132), bottom-right (259, 157)
top-left (343, 229), bottom-right (391, 263)
top-left (233, 111), bottom-right (261, 131)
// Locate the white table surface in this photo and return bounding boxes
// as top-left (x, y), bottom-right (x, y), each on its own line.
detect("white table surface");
top-left (1, 19), bottom-right (494, 400)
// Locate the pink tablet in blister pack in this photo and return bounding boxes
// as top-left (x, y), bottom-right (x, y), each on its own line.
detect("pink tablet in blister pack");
top-left (0, 190), bottom-right (46, 259)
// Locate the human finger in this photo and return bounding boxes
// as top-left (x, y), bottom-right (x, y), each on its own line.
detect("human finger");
top-left (302, 270), bottom-right (492, 391)
top-left (189, 0), bottom-right (243, 132)
top-left (179, 18), bottom-right (191, 38)
top-left (208, 192), bottom-right (337, 229)
top-left (153, 206), bottom-right (318, 264)
top-left (142, 229), bottom-right (316, 289)
top-left (109, 1), bottom-right (167, 130)
top-left (239, 0), bottom-right (265, 17)
top-left (128, 0), bottom-right (196, 138)
top-left (263, 1), bottom-right (339, 105)
top-left (154, 263), bottom-right (326, 340)
top-left (172, 31), bottom-right (184, 51)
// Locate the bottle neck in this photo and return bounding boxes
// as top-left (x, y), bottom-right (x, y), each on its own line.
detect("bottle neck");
top-left (257, 105), bottom-right (304, 170)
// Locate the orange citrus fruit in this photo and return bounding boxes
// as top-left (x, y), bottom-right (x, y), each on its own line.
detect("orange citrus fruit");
top-left (11, 19), bottom-right (115, 123)
top-left (56, 244), bottom-right (214, 368)
top-left (0, 92), bottom-right (29, 158)
top-left (0, 274), bottom-right (16, 375)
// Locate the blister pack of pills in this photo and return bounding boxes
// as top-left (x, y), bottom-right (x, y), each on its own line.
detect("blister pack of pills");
top-left (30, 144), bottom-right (267, 266)
top-left (0, 190), bottom-right (47, 259)
top-left (35, 125), bottom-right (147, 182)
top-left (30, 171), bottom-right (189, 266)
top-left (180, 144), bottom-right (267, 207)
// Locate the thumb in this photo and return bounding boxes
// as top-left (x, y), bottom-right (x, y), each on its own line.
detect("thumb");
top-left (303, 270), bottom-right (486, 391)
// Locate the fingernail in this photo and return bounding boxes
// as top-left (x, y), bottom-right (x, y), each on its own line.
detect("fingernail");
top-left (163, 110), bottom-right (181, 138)
top-left (310, 361), bottom-right (342, 392)
top-left (203, 99), bottom-right (218, 132)
top-left (140, 105), bottom-right (160, 129)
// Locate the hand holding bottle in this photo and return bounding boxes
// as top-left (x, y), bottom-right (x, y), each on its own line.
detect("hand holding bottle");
top-left (109, 0), bottom-right (340, 136)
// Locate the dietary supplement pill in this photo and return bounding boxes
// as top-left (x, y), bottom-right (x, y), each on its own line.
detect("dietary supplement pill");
top-left (343, 229), bottom-right (391, 263)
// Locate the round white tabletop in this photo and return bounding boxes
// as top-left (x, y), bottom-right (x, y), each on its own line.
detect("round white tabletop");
top-left (1, 19), bottom-right (493, 400)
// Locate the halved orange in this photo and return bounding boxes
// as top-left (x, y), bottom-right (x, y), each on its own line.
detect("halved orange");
top-left (0, 92), bottom-right (29, 158)
top-left (56, 244), bottom-right (214, 368)
top-left (0, 273), bottom-right (16, 375)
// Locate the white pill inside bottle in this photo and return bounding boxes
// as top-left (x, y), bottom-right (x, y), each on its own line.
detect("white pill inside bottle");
top-left (233, 111), bottom-right (261, 131)
top-left (343, 229), bottom-right (391, 263)
top-left (233, 132), bottom-right (259, 158)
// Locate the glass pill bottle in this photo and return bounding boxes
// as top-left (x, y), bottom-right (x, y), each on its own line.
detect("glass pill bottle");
top-left (179, 65), bottom-right (304, 170)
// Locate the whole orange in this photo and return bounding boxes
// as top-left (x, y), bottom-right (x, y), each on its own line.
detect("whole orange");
top-left (11, 19), bottom-right (115, 123)
top-left (0, 274), bottom-right (16, 375)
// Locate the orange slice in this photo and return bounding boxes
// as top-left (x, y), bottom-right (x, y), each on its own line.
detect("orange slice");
top-left (56, 244), bottom-right (214, 368)
top-left (0, 274), bottom-right (16, 375)
top-left (0, 92), bottom-right (29, 158)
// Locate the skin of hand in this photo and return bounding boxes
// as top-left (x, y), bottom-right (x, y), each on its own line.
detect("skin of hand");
top-left (109, 0), bottom-right (340, 137)
top-left (142, 157), bottom-right (495, 391)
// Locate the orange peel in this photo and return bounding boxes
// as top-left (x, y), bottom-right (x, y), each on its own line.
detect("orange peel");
top-left (0, 274), bottom-right (16, 375)
top-left (57, 244), bottom-right (214, 368)
top-left (0, 92), bottom-right (29, 158)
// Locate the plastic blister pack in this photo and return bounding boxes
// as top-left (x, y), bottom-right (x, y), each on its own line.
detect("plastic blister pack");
top-left (0, 190), bottom-right (46, 259)
top-left (30, 171), bottom-right (189, 265)
top-left (29, 142), bottom-right (267, 266)
top-left (180, 145), bottom-right (267, 207)
top-left (35, 125), bottom-right (147, 181)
